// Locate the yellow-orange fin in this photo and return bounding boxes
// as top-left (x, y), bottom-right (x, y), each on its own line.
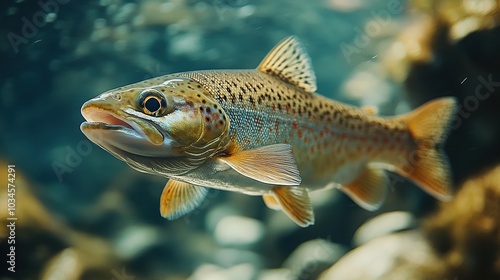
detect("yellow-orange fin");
top-left (159, 179), bottom-right (208, 220)
top-left (219, 144), bottom-right (301, 186)
top-left (257, 36), bottom-right (317, 93)
top-left (262, 194), bottom-right (281, 210)
top-left (400, 97), bottom-right (458, 201)
top-left (340, 166), bottom-right (387, 211)
top-left (272, 186), bottom-right (314, 227)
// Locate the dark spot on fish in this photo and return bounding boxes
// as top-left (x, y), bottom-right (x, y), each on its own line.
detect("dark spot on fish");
top-left (197, 94), bottom-right (201, 97)
top-left (205, 116), bottom-right (210, 122)
top-left (219, 120), bottom-right (224, 125)
top-left (197, 85), bottom-right (201, 88)
top-left (206, 107), bottom-right (211, 113)
top-left (180, 90), bottom-right (185, 93)
top-left (202, 99), bottom-right (206, 104)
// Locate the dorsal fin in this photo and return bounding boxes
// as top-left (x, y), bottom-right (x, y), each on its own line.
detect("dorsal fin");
top-left (257, 36), bottom-right (317, 93)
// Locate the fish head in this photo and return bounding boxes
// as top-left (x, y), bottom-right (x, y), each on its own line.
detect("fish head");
top-left (81, 76), bottom-right (230, 175)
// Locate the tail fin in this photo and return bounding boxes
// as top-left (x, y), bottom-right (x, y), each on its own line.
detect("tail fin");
top-left (399, 97), bottom-right (457, 201)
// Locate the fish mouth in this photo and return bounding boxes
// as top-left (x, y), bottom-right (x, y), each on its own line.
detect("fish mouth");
top-left (80, 104), bottom-right (176, 157)
top-left (81, 106), bottom-right (138, 133)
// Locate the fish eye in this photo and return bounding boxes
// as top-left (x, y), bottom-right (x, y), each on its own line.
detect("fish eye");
top-left (138, 89), bottom-right (168, 116)
top-left (144, 95), bottom-right (164, 114)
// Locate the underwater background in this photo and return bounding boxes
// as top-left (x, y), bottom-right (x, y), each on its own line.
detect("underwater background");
top-left (1, 0), bottom-right (500, 279)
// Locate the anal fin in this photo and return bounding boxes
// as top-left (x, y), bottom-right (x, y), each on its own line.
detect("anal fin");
top-left (340, 166), bottom-right (387, 211)
top-left (272, 186), bottom-right (314, 227)
top-left (160, 179), bottom-right (208, 220)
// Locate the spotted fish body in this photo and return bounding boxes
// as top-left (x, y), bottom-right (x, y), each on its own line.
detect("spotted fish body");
top-left (177, 70), bottom-right (412, 188)
top-left (81, 37), bottom-right (457, 227)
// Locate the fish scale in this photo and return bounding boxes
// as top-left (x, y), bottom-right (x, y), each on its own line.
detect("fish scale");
top-left (81, 36), bottom-right (457, 227)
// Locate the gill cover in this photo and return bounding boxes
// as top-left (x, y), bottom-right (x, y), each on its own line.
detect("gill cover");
top-left (154, 78), bottom-right (231, 167)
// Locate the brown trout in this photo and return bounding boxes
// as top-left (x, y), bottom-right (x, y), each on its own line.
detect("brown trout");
top-left (81, 36), bottom-right (457, 227)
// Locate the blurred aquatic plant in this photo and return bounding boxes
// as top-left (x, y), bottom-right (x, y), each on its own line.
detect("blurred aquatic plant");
top-left (424, 165), bottom-right (500, 280)
top-left (0, 161), bottom-right (119, 280)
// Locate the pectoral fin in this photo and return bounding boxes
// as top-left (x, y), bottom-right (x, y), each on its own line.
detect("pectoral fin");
top-left (340, 166), bottom-right (387, 211)
top-left (272, 186), bottom-right (314, 227)
top-left (262, 194), bottom-right (281, 210)
top-left (218, 144), bottom-right (301, 186)
top-left (159, 179), bottom-right (208, 220)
